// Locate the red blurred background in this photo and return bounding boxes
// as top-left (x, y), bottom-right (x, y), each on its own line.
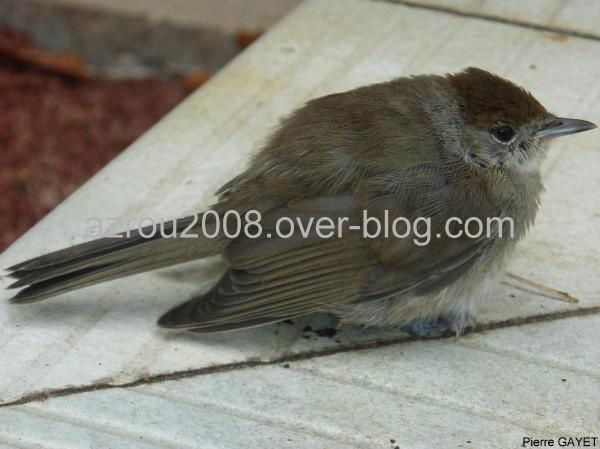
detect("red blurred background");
top-left (0, 24), bottom-right (260, 251)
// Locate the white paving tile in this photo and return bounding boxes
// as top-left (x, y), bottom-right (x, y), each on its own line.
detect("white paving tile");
top-left (408, 0), bottom-right (600, 37)
top-left (2, 314), bottom-right (597, 448)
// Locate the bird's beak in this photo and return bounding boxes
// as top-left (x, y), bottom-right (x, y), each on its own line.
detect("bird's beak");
top-left (535, 117), bottom-right (597, 139)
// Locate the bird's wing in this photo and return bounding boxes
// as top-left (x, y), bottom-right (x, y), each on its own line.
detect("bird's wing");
top-left (353, 164), bottom-right (500, 302)
top-left (158, 193), bottom-right (378, 330)
top-left (158, 164), bottom-right (500, 332)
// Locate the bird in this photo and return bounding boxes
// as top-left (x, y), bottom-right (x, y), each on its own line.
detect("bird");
top-left (4, 67), bottom-right (596, 336)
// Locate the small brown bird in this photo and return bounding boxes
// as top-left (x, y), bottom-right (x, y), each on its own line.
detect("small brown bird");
top-left (5, 67), bottom-right (596, 336)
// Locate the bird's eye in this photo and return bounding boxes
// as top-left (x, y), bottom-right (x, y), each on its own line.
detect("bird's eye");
top-left (490, 125), bottom-right (515, 143)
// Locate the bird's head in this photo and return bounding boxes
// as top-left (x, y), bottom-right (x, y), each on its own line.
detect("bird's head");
top-left (447, 67), bottom-right (596, 172)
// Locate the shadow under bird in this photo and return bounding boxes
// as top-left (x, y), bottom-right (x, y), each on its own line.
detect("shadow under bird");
top-left (5, 67), bottom-right (596, 336)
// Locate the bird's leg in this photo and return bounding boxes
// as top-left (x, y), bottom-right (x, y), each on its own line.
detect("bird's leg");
top-left (400, 315), bottom-right (476, 338)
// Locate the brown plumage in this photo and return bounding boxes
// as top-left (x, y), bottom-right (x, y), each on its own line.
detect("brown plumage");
top-left (5, 67), bottom-right (596, 335)
top-left (447, 67), bottom-right (548, 128)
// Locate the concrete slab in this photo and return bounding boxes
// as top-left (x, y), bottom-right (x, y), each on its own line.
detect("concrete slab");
top-left (34, 0), bottom-right (301, 32)
top-left (1, 316), bottom-right (598, 448)
top-left (0, 0), bottom-right (298, 76)
top-left (406, 0), bottom-right (600, 38)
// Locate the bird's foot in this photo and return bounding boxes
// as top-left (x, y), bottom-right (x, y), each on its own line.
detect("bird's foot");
top-left (400, 315), bottom-right (476, 338)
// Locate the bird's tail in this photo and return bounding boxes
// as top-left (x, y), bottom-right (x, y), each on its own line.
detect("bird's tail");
top-left (5, 215), bottom-right (222, 303)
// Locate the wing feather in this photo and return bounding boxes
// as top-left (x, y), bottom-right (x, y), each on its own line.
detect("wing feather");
top-left (159, 165), bottom-right (501, 332)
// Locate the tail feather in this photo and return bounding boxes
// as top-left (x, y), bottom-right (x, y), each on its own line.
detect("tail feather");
top-left (7, 216), bottom-right (197, 272)
top-left (6, 215), bottom-right (221, 303)
top-left (8, 233), bottom-right (193, 289)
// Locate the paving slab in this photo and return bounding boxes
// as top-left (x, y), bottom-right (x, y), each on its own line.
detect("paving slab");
top-left (1, 316), bottom-right (598, 448)
top-left (406, 0), bottom-right (600, 38)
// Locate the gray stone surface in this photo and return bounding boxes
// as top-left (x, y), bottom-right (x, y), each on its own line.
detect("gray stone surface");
top-left (0, 0), bottom-right (300, 76)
